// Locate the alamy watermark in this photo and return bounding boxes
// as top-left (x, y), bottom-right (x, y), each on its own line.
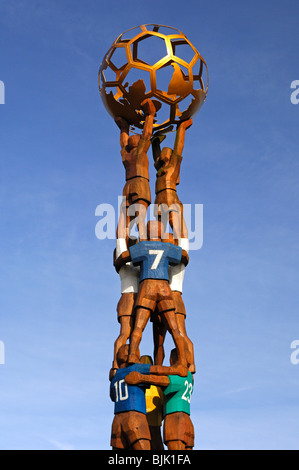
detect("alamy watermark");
top-left (290, 340), bottom-right (299, 365)
top-left (0, 340), bottom-right (5, 365)
top-left (95, 197), bottom-right (203, 251)
top-left (290, 80), bottom-right (299, 105)
top-left (0, 80), bottom-right (5, 104)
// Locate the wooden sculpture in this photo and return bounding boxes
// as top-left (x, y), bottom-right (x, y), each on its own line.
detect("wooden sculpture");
top-left (98, 24), bottom-right (209, 444)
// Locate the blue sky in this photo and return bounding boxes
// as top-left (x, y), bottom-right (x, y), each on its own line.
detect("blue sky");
top-left (0, 0), bottom-right (299, 450)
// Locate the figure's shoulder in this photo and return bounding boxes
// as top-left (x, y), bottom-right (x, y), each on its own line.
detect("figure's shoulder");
top-left (129, 241), bottom-right (147, 255)
top-left (162, 241), bottom-right (182, 255)
top-left (131, 363), bottom-right (151, 374)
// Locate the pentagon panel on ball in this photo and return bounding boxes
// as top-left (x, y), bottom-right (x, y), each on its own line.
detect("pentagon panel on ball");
top-left (99, 24), bottom-right (208, 131)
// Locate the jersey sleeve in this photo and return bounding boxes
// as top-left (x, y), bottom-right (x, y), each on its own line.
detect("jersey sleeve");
top-left (110, 380), bottom-right (116, 402)
top-left (163, 374), bottom-right (183, 394)
top-left (129, 243), bottom-right (145, 267)
top-left (134, 363), bottom-right (151, 375)
top-left (166, 244), bottom-right (182, 266)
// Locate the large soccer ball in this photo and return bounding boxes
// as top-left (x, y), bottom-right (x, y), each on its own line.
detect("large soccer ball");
top-left (98, 24), bottom-right (208, 131)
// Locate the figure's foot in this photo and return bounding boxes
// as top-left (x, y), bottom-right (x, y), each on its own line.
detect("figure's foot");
top-left (128, 354), bottom-right (140, 364)
top-left (189, 364), bottom-right (196, 374)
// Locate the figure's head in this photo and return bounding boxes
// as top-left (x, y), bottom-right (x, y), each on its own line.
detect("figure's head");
top-left (162, 232), bottom-right (176, 245)
top-left (170, 348), bottom-right (178, 366)
top-left (127, 134), bottom-right (141, 150)
top-left (116, 344), bottom-right (130, 367)
top-left (140, 355), bottom-right (153, 365)
top-left (117, 344), bottom-right (140, 367)
top-left (147, 220), bottom-right (162, 241)
top-left (170, 348), bottom-right (191, 368)
top-left (160, 147), bottom-right (172, 164)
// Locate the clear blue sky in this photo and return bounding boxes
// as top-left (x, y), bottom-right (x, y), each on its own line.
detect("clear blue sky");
top-left (0, 0), bottom-right (299, 450)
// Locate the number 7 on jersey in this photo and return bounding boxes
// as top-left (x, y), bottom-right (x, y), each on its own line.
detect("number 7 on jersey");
top-left (149, 250), bottom-right (164, 270)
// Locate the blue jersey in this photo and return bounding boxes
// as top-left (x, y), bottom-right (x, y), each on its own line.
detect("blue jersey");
top-left (129, 241), bottom-right (182, 282)
top-left (110, 364), bottom-right (151, 415)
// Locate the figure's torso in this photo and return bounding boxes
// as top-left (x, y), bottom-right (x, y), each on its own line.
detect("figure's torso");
top-left (110, 363), bottom-right (151, 414)
top-left (155, 153), bottom-right (182, 194)
top-left (129, 241), bottom-right (182, 282)
top-left (122, 143), bottom-right (150, 181)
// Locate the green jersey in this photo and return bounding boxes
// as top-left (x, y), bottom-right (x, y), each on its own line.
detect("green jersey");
top-left (163, 372), bottom-right (193, 416)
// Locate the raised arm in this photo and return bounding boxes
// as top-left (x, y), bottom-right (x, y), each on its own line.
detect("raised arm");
top-left (115, 116), bottom-right (130, 149)
top-left (139, 98), bottom-right (157, 144)
top-left (173, 118), bottom-right (193, 156)
top-left (125, 371), bottom-right (170, 388)
top-left (151, 134), bottom-right (162, 165)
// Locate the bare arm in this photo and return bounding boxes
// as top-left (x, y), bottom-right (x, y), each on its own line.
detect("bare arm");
top-left (125, 371), bottom-right (170, 387)
top-left (150, 364), bottom-right (188, 377)
top-left (114, 250), bottom-right (131, 273)
top-left (115, 116), bottom-right (130, 149)
top-left (173, 118), bottom-right (192, 156)
top-left (181, 249), bottom-right (189, 267)
top-left (139, 98), bottom-right (156, 144)
top-left (151, 135), bottom-right (162, 164)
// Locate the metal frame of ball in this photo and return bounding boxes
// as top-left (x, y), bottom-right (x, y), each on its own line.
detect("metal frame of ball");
top-left (99, 24), bottom-right (208, 130)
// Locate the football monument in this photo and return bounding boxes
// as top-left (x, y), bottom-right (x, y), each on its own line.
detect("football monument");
top-left (98, 24), bottom-right (208, 450)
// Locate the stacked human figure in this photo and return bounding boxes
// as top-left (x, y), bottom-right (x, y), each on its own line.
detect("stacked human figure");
top-left (109, 98), bottom-right (195, 450)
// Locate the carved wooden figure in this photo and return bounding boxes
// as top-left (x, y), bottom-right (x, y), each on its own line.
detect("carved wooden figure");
top-left (114, 220), bottom-right (189, 368)
top-left (125, 349), bottom-right (194, 450)
top-left (110, 345), bottom-right (152, 450)
top-left (110, 237), bottom-right (140, 378)
top-left (140, 355), bottom-right (164, 450)
top-left (152, 118), bottom-right (192, 239)
top-left (146, 232), bottom-right (195, 373)
top-left (116, 98), bottom-right (157, 241)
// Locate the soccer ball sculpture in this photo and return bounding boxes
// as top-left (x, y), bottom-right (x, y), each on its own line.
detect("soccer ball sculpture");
top-left (98, 24), bottom-right (208, 131)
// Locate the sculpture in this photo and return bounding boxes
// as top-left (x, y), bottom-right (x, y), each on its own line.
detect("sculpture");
top-left (98, 23), bottom-right (208, 450)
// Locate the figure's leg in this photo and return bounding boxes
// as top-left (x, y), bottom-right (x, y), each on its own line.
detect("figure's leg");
top-left (153, 318), bottom-right (167, 366)
top-left (128, 307), bottom-right (151, 363)
top-left (176, 314), bottom-right (196, 373)
top-left (134, 200), bottom-right (149, 241)
top-left (165, 440), bottom-right (186, 450)
top-left (132, 439), bottom-right (151, 450)
top-left (162, 309), bottom-right (187, 367)
top-left (149, 426), bottom-right (164, 450)
top-left (112, 315), bottom-right (134, 369)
